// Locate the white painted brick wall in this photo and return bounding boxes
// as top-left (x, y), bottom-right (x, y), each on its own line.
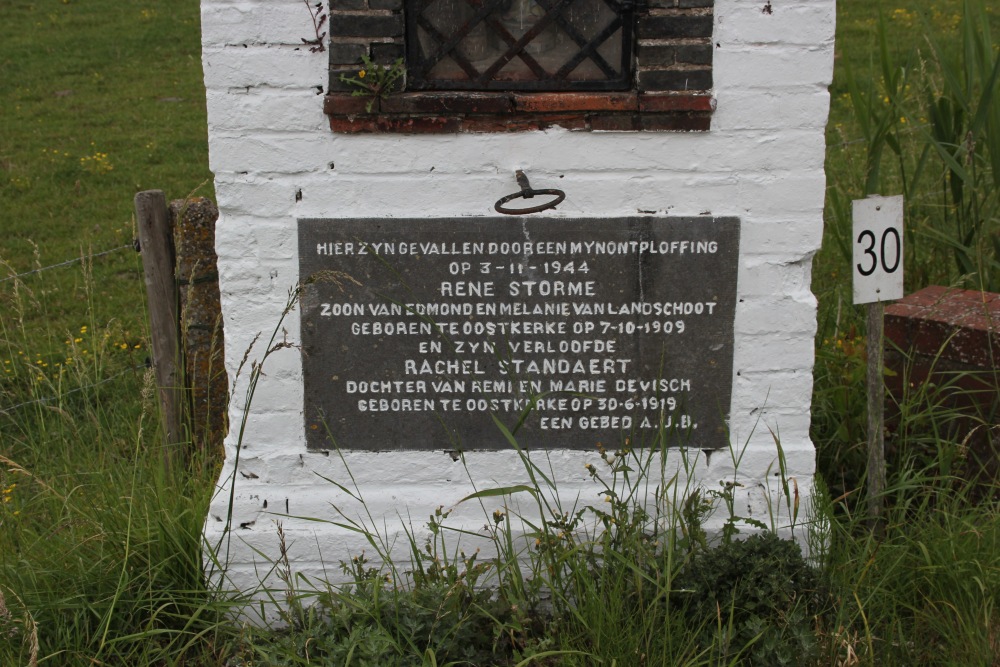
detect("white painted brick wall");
top-left (200, 0), bottom-right (835, 610)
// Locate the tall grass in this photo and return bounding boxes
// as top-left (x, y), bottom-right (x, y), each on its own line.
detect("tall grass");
top-left (0, 266), bottom-right (235, 665)
top-left (816, 467), bottom-right (1000, 666)
top-left (234, 408), bottom-right (819, 666)
top-left (811, 7), bottom-right (1000, 662)
top-left (233, 403), bottom-right (996, 666)
top-left (814, 0), bottom-right (999, 497)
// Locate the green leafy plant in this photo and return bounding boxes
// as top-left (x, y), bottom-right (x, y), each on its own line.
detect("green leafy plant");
top-left (916, 0), bottom-right (1000, 291)
top-left (253, 406), bottom-right (797, 666)
top-left (339, 55), bottom-right (406, 113)
top-left (675, 532), bottom-right (825, 666)
top-left (833, 0), bottom-right (998, 293)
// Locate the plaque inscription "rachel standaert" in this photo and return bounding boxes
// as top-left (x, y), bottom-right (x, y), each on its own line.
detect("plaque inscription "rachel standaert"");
top-left (298, 217), bottom-right (739, 451)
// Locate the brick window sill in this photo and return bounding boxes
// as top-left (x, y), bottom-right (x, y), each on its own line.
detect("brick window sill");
top-left (324, 91), bottom-right (714, 133)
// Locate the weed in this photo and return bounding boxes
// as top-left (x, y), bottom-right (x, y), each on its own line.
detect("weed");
top-left (675, 532), bottom-right (825, 666)
top-left (340, 55), bottom-right (407, 112)
top-left (301, 0), bottom-right (327, 53)
top-left (233, 400), bottom-right (819, 667)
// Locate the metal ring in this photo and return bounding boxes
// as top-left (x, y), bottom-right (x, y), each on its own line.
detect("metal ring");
top-left (494, 189), bottom-right (566, 215)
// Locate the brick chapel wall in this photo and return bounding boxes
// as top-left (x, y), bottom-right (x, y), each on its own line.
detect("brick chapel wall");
top-left (200, 0), bottom-right (835, 604)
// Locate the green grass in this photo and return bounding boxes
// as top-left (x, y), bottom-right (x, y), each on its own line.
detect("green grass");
top-left (0, 3), bottom-right (220, 662)
top-left (1, 0), bottom-right (999, 664)
top-left (0, 0), bottom-right (211, 339)
top-left (816, 0), bottom-right (1000, 497)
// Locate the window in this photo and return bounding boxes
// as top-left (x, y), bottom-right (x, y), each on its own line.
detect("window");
top-left (325, 0), bottom-right (714, 133)
top-left (407, 0), bottom-right (634, 91)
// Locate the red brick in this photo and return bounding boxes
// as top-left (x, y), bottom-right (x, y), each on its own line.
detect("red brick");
top-left (329, 114), bottom-right (461, 133)
top-left (909, 320), bottom-right (954, 358)
top-left (324, 93), bottom-right (374, 115)
top-left (638, 68), bottom-right (713, 92)
top-left (460, 114), bottom-right (587, 132)
top-left (537, 114), bottom-right (589, 131)
top-left (639, 113), bottom-right (712, 131)
top-left (461, 116), bottom-right (516, 133)
top-left (375, 116), bottom-right (463, 133)
top-left (886, 352), bottom-right (997, 414)
top-left (884, 286), bottom-right (1000, 367)
top-left (328, 107), bottom-right (714, 134)
top-left (893, 284), bottom-right (948, 307)
top-left (638, 15), bottom-right (714, 40)
top-left (639, 93), bottom-right (714, 112)
top-left (323, 0), bottom-right (719, 136)
top-left (884, 287), bottom-right (1000, 492)
top-left (588, 114), bottom-right (640, 131)
top-left (885, 302), bottom-right (923, 320)
top-left (887, 287), bottom-right (994, 329)
top-left (328, 115), bottom-right (380, 133)
top-left (512, 92), bottom-right (638, 113)
top-left (329, 13), bottom-right (403, 38)
top-left (380, 92), bottom-right (513, 114)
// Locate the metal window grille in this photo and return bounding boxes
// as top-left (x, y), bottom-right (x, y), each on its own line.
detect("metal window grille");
top-left (405, 0), bottom-right (635, 91)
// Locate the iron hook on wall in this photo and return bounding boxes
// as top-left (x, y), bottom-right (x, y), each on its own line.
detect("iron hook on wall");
top-left (494, 170), bottom-right (566, 215)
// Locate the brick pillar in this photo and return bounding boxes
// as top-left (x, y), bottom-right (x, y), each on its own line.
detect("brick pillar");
top-left (884, 286), bottom-right (1000, 496)
top-left (171, 198), bottom-right (229, 460)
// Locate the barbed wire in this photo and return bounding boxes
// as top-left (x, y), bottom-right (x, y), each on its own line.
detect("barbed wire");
top-left (0, 244), bottom-right (135, 285)
top-left (0, 363), bottom-right (148, 416)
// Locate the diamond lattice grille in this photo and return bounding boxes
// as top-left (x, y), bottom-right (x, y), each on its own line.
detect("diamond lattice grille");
top-left (406, 0), bottom-right (634, 90)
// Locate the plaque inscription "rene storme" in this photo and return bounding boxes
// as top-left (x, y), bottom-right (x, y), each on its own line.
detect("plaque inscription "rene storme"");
top-left (298, 217), bottom-right (740, 451)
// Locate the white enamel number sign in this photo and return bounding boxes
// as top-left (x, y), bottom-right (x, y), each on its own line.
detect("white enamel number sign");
top-left (853, 195), bottom-right (904, 305)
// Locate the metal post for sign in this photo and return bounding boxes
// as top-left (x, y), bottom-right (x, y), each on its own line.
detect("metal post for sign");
top-left (852, 195), bottom-right (904, 536)
top-left (865, 300), bottom-right (886, 533)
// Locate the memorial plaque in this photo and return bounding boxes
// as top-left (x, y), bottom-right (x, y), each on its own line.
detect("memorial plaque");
top-left (298, 217), bottom-right (739, 450)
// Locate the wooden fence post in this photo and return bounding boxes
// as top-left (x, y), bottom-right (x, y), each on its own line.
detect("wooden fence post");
top-left (135, 190), bottom-right (184, 467)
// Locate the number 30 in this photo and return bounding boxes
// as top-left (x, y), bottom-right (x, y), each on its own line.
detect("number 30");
top-left (856, 228), bottom-right (901, 276)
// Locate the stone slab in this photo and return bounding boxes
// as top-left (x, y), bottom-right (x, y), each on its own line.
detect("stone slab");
top-left (298, 216), bottom-right (740, 451)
